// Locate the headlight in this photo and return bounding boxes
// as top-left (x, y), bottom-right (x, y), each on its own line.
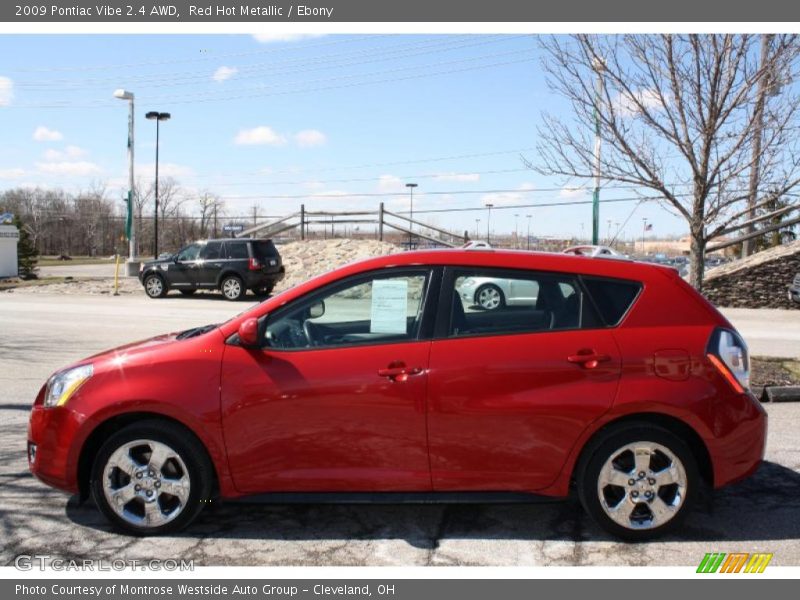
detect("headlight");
top-left (44, 364), bottom-right (93, 408)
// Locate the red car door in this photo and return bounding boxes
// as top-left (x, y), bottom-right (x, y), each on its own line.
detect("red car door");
top-left (427, 268), bottom-right (622, 492)
top-left (220, 269), bottom-right (435, 494)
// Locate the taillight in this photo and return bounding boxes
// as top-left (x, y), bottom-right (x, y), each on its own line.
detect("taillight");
top-left (248, 258), bottom-right (261, 271)
top-left (706, 328), bottom-right (750, 393)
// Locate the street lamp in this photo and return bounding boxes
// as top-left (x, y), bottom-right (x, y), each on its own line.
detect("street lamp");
top-left (485, 203), bottom-right (494, 245)
top-left (514, 213), bottom-right (520, 249)
top-left (405, 183), bottom-right (417, 249)
top-left (475, 218), bottom-right (481, 240)
top-left (592, 56), bottom-right (606, 246)
top-left (526, 214), bottom-right (532, 250)
top-left (113, 89), bottom-right (137, 275)
top-left (145, 111), bottom-right (171, 258)
top-left (642, 217), bottom-right (648, 255)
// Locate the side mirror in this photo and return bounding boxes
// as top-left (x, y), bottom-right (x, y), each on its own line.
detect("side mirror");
top-left (237, 318), bottom-right (259, 348)
top-left (309, 300), bottom-right (325, 319)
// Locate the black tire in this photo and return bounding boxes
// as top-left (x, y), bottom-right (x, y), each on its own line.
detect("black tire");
top-left (179, 289), bottom-right (197, 296)
top-left (90, 420), bottom-right (213, 536)
top-left (475, 284), bottom-right (505, 311)
top-left (143, 273), bottom-right (167, 298)
top-left (220, 275), bottom-right (245, 301)
top-left (577, 423), bottom-right (699, 542)
top-left (254, 283), bottom-right (275, 297)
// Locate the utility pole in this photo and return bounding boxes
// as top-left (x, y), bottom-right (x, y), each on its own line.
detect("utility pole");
top-left (475, 218), bottom-right (480, 240)
top-left (405, 183), bottom-right (418, 249)
top-left (744, 34), bottom-right (774, 258)
top-left (213, 204), bottom-right (218, 238)
top-left (592, 57), bottom-right (606, 246)
top-left (641, 217), bottom-right (648, 255)
top-left (252, 205), bottom-right (257, 227)
top-left (526, 214), bottom-right (532, 250)
top-left (485, 203), bottom-right (494, 245)
top-left (514, 213), bottom-right (520, 248)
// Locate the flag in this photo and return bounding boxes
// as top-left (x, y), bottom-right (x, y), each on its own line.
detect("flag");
top-left (125, 191), bottom-right (132, 241)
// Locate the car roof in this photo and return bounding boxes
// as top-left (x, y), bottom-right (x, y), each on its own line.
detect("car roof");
top-left (341, 249), bottom-right (670, 280)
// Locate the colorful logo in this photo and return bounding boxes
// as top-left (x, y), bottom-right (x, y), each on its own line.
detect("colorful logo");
top-left (697, 552), bottom-right (773, 573)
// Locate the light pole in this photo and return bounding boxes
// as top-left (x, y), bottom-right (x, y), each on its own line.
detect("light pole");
top-left (642, 217), bottom-right (648, 255)
top-left (475, 218), bottom-right (481, 240)
top-left (485, 203), bottom-right (494, 245)
top-left (526, 214), bottom-right (532, 250)
top-left (514, 213), bottom-right (520, 248)
top-left (145, 111), bottom-right (170, 258)
top-left (592, 57), bottom-right (606, 246)
top-left (405, 183), bottom-right (418, 249)
top-left (113, 89), bottom-right (137, 275)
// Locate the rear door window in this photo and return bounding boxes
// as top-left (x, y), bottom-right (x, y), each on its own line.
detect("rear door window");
top-left (581, 278), bottom-right (642, 325)
top-left (449, 269), bottom-right (599, 337)
top-left (226, 241), bottom-right (249, 260)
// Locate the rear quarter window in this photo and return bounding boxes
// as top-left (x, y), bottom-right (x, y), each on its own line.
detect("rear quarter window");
top-left (582, 277), bottom-right (642, 326)
top-left (253, 241), bottom-right (279, 258)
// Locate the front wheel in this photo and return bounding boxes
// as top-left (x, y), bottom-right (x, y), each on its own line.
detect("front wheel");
top-left (220, 275), bottom-right (245, 301)
top-left (90, 420), bottom-right (213, 535)
top-left (143, 274), bottom-right (167, 298)
top-left (577, 424), bottom-right (699, 541)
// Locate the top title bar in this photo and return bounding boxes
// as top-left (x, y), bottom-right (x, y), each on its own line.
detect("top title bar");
top-left (3, 0), bottom-right (800, 22)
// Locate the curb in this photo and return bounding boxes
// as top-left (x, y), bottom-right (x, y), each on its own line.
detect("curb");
top-left (760, 386), bottom-right (800, 403)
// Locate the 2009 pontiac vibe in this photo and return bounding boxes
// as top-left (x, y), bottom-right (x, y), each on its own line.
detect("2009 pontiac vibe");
top-left (28, 249), bottom-right (766, 540)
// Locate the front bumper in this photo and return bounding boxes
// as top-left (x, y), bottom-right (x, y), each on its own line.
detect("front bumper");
top-left (27, 401), bottom-right (83, 495)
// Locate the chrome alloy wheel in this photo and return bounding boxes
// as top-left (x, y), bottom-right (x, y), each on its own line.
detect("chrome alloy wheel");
top-left (596, 441), bottom-right (687, 531)
top-left (102, 439), bottom-right (191, 528)
top-left (145, 276), bottom-right (163, 297)
top-left (222, 277), bottom-right (242, 300)
top-left (477, 286), bottom-right (502, 310)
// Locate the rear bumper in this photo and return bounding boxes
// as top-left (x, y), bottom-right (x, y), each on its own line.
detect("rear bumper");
top-left (709, 393), bottom-right (768, 488)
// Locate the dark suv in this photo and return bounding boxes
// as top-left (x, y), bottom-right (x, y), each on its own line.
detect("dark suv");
top-left (139, 238), bottom-right (284, 301)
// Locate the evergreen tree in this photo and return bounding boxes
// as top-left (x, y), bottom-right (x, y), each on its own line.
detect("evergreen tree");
top-left (13, 214), bottom-right (38, 279)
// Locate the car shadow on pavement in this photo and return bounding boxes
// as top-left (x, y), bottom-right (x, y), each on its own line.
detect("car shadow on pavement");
top-left (63, 461), bottom-right (800, 545)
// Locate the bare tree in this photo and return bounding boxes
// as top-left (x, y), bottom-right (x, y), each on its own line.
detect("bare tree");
top-left (197, 191), bottom-right (224, 237)
top-left (530, 34), bottom-right (800, 288)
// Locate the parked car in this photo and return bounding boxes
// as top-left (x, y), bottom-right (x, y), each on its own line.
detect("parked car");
top-left (563, 245), bottom-right (626, 258)
top-left (789, 272), bottom-right (800, 304)
top-left (28, 249), bottom-right (764, 540)
top-left (138, 238), bottom-right (284, 301)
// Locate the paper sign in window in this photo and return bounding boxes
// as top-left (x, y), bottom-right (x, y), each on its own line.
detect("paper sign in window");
top-left (370, 279), bottom-right (408, 334)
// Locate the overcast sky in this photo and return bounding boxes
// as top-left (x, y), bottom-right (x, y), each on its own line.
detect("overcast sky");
top-left (0, 34), bottom-right (688, 240)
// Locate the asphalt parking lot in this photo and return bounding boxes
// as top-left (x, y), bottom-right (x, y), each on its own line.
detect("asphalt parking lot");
top-left (1, 291), bottom-right (799, 566)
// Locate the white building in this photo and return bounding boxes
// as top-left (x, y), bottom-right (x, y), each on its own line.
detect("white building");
top-left (0, 224), bottom-right (19, 278)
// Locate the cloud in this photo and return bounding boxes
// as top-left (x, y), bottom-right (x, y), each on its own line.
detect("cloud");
top-left (303, 181), bottom-right (326, 191)
top-left (0, 76), bottom-right (12, 106)
top-left (36, 161), bottom-right (101, 177)
top-left (0, 167), bottom-right (25, 179)
top-left (251, 33), bottom-right (324, 44)
top-left (481, 183), bottom-right (536, 207)
top-left (234, 126), bottom-right (287, 146)
top-left (377, 174), bottom-right (406, 193)
top-left (559, 186), bottom-right (587, 198)
top-left (33, 126), bottom-right (63, 142)
top-left (137, 162), bottom-right (195, 178)
top-left (294, 129), bottom-right (327, 148)
top-left (42, 145), bottom-right (87, 161)
top-left (212, 66), bottom-right (238, 82)
top-left (433, 172), bottom-right (480, 183)
top-left (613, 88), bottom-right (664, 117)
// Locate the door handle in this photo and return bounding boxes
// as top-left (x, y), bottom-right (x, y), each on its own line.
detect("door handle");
top-left (378, 363), bottom-right (422, 382)
top-left (568, 349), bottom-right (611, 369)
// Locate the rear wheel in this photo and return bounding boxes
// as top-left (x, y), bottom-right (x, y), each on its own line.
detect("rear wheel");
top-left (143, 274), bottom-right (167, 298)
top-left (577, 424), bottom-right (698, 541)
top-left (475, 284), bottom-right (504, 311)
top-left (220, 275), bottom-right (245, 301)
top-left (90, 420), bottom-right (212, 536)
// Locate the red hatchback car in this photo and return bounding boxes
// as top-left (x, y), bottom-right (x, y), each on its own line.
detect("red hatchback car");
top-left (28, 249), bottom-right (766, 540)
